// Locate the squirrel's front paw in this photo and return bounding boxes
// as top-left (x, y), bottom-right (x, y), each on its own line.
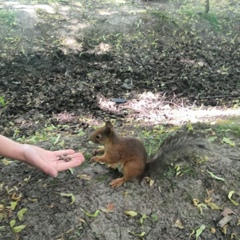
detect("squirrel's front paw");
top-left (92, 149), bottom-right (98, 156)
top-left (90, 156), bottom-right (97, 162)
top-left (90, 156), bottom-right (101, 162)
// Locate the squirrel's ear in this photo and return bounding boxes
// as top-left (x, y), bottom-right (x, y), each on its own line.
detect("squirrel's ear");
top-left (105, 121), bottom-right (113, 135)
top-left (105, 121), bottom-right (113, 128)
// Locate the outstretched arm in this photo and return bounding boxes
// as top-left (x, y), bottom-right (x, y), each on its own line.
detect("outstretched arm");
top-left (0, 135), bottom-right (85, 177)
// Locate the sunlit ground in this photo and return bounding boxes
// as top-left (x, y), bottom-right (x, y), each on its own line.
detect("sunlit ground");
top-left (97, 92), bottom-right (240, 125)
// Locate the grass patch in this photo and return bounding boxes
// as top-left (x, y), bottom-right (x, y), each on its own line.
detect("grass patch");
top-left (213, 120), bottom-right (240, 138)
top-left (200, 12), bottom-right (220, 30)
top-left (0, 10), bottom-right (16, 26)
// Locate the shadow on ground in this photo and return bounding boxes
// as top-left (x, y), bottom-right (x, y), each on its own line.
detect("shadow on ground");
top-left (0, 0), bottom-right (240, 239)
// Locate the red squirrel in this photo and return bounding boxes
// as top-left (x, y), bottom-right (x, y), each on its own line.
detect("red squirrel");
top-left (90, 121), bottom-right (208, 188)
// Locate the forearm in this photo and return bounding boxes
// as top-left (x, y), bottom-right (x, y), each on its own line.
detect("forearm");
top-left (0, 135), bottom-right (25, 161)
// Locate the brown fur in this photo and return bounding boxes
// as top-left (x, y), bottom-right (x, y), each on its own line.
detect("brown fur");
top-left (90, 122), bottom-right (209, 188)
top-left (90, 121), bottom-right (147, 188)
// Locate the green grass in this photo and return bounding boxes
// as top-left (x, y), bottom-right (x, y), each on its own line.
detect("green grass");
top-left (0, 10), bottom-right (16, 26)
top-left (200, 12), bottom-right (220, 30)
top-left (213, 120), bottom-right (240, 138)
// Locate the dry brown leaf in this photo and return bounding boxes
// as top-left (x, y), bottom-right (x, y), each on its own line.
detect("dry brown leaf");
top-left (221, 207), bottom-right (236, 217)
top-left (99, 203), bottom-right (115, 213)
top-left (220, 224), bottom-right (228, 235)
top-left (11, 193), bottom-right (22, 201)
top-left (210, 227), bottom-right (216, 234)
top-left (206, 189), bottom-right (214, 196)
top-left (218, 215), bottom-right (232, 228)
top-left (174, 219), bottom-right (184, 229)
top-left (193, 198), bottom-right (199, 206)
top-left (106, 203), bottom-right (115, 212)
top-left (77, 174), bottom-right (92, 181)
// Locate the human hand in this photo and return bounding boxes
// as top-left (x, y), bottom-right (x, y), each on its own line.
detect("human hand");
top-left (22, 144), bottom-right (85, 177)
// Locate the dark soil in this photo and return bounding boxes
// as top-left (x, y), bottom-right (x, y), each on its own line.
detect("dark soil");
top-left (0, 0), bottom-right (240, 239)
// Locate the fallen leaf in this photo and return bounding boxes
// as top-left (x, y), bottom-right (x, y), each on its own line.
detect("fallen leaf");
top-left (220, 224), bottom-right (228, 234)
top-left (106, 203), bottom-right (115, 212)
top-left (221, 207), bottom-right (236, 217)
top-left (228, 191), bottom-right (239, 206)
top-left (208, 136), bottom-right (217, 142)
top-left (193, 198), bottom-right (199, 206)
top-left (77, 174), bottom-right (92, 181)
top-left (2, 159), bottom-right (14, 166)
top-left (207, 202), bottom-right (221, 210)
top-left (99, 203), bottom-right (115, 213)
top-left (60, 193), bottom-right (75, 204)
top-left (11, 193), bottom-right (22, 201)
top-left (145, 177), bottom-right (154, 187)
top-left (218, 215), bottom-right (232, 228)
top-left (206, 189), bottom-right (214, 196)
top-left (189, 229), bottom-right (195, 239)
top-left (210, 227), bottom-right (216, 234)
top-left (12, 225), bottom-right (26, 233)
top-left (82, 209), bottom-right (100, 217)
top-left (151, 214), bottom-right (158, 221)
top-left (78, 218), bottom-right (86, 224)
top-left (5, 186), bottom-right (15, 195)
top-left (0, 226), bottom-right (5, 231)
top-left (125, 210), bottom-right (138, 217)
top-left (222, 137), bottom-right (235, 147)
top-left (196, 225), bottom-right (206, 240)
top-left (193, 198), bottom-right (208, 214)
top-left (17, 208), bottom-right (27, 221)
top-left (128, 230), bottom-right (146, 237)
top-left (10, 220), bottom-right (16, 228)
top-left (174, 219), bottom-right (184, 229)
top-left (24, 176), bottom-right (31, 182)
top-left (140, 214), bottom-right (148, 225)
top-left (53, 134), bottom-right (61, 145)
top-left (27, 197), bottom-right (38, 202)
top-left (207, 170), bottom-right (225, 182)
top-left (10, 201), bottom-right (17, 210)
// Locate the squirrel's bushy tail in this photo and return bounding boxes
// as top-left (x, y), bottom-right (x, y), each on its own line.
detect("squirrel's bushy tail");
top-left (144, 131), bottom-right (209, 176)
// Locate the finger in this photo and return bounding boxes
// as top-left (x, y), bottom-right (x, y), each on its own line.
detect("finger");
top-left (57, 156), bottom-right (85, 172)
top-left (53, 149), bottom-right (76, 156)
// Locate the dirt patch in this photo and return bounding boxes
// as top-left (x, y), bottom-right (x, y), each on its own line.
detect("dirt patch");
top-left (0, 0), bottom-right (240, 239)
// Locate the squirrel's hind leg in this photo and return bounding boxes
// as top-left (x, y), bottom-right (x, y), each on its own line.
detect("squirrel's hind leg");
top-left (110, 160), bottom-right (145, 188)
top-left (110, 177), bottom-right (125, 188)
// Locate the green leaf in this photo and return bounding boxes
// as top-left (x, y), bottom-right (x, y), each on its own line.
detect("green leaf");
top-left (228, 191), bottom-right (239, 206)
top-left (128, 230), bottom-right (146, 237)
top-left (60, 193), bottom-right (76, 204)
top-left (53, 134), bottom-right (61, 145)
top-left (125, 210), bottom-right (138, 217)
top-left (222, 137), bottom-right (235, 147)
top-left (10, 201), bottom-right (18, 210)
top-left (196, 225), bottom-right (206, 240)
top-left (151, 214), bottom-right (158, 221)
top-left (10, 220), bottom-right (16, 228)
top-left (17, 208), bottom-right (27, 221)
top-left (140, 214), bottom-right (148, 225)
top-left (12, 225), bottom-right (26, 233)
top-left (207, 170), bottom-right (225, 182)
top-left (0, 226), bottom-right (5, 231)
top-left (208, 136), bottom-right (217, 142)
top-left (83, 209), bottom-right (100, 217)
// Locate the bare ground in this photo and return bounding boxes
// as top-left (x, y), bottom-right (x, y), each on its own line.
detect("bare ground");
top-left (0, 0), bottom-right (240, 239)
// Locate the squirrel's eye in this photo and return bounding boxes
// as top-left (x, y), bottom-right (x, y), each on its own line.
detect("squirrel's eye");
top-left (96, 134), bottom-right (101, 140)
